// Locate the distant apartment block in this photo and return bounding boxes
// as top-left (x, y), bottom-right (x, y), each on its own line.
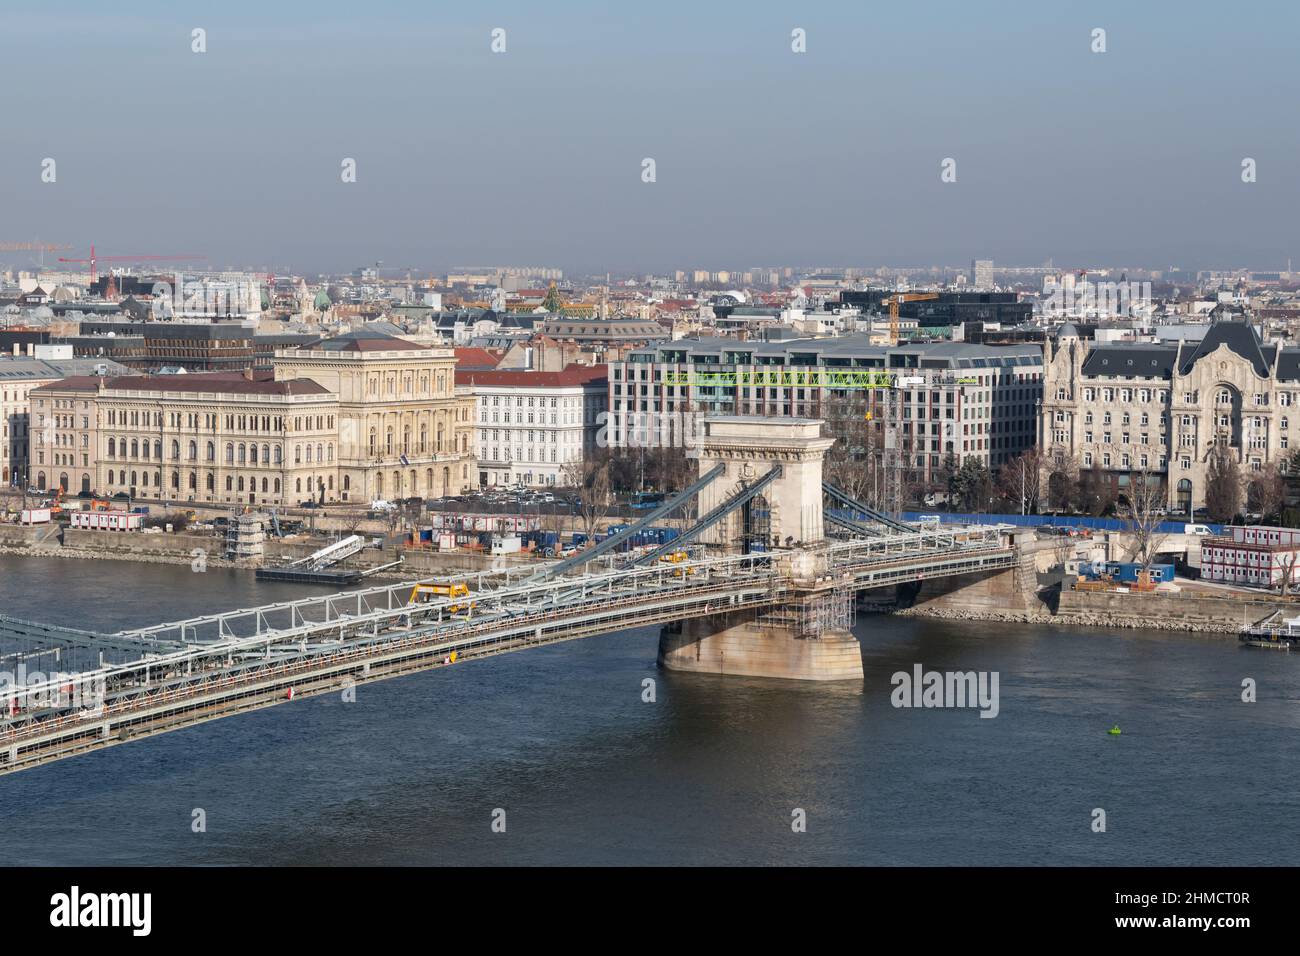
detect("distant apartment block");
top-left (610, 336), bottom-right (1043, 484)
top-left (834, 290), bottom-right (1028, 331)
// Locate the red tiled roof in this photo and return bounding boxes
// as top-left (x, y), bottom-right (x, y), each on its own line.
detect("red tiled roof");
top-left (454, 363), bottom-right (607, 389)
top-left (454, 347), bottom-right (504, 370)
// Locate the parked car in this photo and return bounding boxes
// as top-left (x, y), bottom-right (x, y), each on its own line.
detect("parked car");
top-left (299, 500), bottom-right (320, 509)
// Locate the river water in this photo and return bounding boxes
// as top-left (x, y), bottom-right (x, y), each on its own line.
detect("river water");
top-left (0, 554), bottom-right (1296, 866)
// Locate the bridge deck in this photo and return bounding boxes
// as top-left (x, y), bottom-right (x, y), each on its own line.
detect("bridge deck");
top-left (0, 527), bottom-right (1015, 776)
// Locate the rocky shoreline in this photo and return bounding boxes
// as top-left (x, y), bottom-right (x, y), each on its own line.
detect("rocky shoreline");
top-left (891, 603), bottom-right (1241, 635)
top-left (0, 544), bottom-right (240, 570)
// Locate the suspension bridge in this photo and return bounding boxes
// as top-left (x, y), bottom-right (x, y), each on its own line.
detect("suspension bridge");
top-left (0, 416), bottom-right (1020, 777)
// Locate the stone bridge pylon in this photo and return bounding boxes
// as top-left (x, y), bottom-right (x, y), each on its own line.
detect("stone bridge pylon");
top-left (658, 416), bottom-right (864, 681)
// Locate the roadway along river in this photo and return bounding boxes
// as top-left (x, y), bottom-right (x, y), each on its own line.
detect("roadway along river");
top-left (0, 553), bottom-right (1297, 866)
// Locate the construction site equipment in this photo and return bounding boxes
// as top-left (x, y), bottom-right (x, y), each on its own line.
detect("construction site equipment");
top-left (408, 582), bottom-right (473, 613)
top-left (57, 244), bottom-right (206, 282)
top-left (887, 292), bottom-right (940, 346)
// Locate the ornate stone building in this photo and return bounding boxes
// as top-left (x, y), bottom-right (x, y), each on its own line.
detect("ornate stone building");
top-left (273, 328), bottom-right (475, 502)
top-left (1041, 321), bottom-right (1298, 512)
top-left (30, 370), bottom-right (337, 504)
top-left (28, 329), bottom-right (477, 506)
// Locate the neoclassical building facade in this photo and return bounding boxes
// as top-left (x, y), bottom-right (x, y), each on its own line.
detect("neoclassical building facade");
top-left (273, 329), bottom-right (475, 502)
top-left (1041, 322), bottom-right (1298, 512)
top-left (30, 371), bottom-right (338, 505)
top-left (28, 329), bottom-right (477, 506)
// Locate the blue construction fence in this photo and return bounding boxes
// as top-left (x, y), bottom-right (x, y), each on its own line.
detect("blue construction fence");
top-left (898, 511), bottom-right (1226, 536)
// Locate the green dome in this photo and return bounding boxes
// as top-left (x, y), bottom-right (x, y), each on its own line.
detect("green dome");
top-left (313, 290), bottom-right (333, 310)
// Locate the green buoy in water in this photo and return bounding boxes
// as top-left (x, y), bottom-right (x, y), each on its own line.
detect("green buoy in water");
top-left (1108, 725), bottom-right (1122, 736)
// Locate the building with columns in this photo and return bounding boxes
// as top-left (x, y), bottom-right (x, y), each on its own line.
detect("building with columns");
top-left (272, 328), bottom-right (475, 502)
top-left (29, 370), bottom-right (337, 504)
top-left (1041, 321), bottom-right (1300, 513)
top-left (27, 328), bottom-right (477, 506)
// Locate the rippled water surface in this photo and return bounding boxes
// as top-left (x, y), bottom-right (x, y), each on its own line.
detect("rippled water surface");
top-left (0, 555), bottom-right (1295, 865)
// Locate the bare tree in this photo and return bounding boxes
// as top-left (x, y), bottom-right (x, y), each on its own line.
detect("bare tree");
top-left (996, 447), bottom-right (1045, 515)
top-left (1045, 452), bottom-right (1079, 513)
top-left (1278, 549), bottom-right (1300, 596)
top-left (1247, 464), bottom-right (1286, 522)
top-left (343, 507), bottom-right (367, 535)
top-left (823, 395), bottom-right (879, 506)
top-left (1121, 470), bottom-right (1167, 572)
top-left (1205, 445), bottom-right (1243, 523)
top-left (561, 448), bottom-right (612, 540)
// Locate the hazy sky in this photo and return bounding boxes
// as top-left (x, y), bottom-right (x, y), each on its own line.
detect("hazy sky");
top-left (3, 0), bottom-right (1298, 276)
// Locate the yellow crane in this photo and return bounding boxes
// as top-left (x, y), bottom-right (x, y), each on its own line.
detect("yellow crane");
top-left (887, 292), bottom-right (940, 346)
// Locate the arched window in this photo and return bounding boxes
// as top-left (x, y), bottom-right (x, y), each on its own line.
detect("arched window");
top-left (206, 473), bottom-right (215, 491)
top-left (250, 445), bottom-right (259, 465)
top-left (154, 440), bottom-right (162, 460)
top-left (296, 478), bottom-right (302, 493)
top-left (295, 445), bottom-right (302, 464)
top-left (327, 444), bottom-right (333, 462)
top-left (262, 445), bottom-right (270, 466)
top-left (207, 441), bottom-right (215, 461)
top-left (273, 478), bottom-right (280, 493)
top-left (306, 445), bottom-right (312, 463)
top-left (238, 444), bottom-right (246, 464)
top-left (171, 471), bottom-right (180, 489)
top-left (237, 476), bottom-right (244, 492)
top-left (189, 472), bottom-right (197, 490)
top-left (225, 443), bottom-right (234, 464)
top-left (36, 471), bottom-right (46, 490)
top-left (108, 438), bottom-right (116, 457)
top-left (274, 446), bottom-right (282, 464)
top-left (131, 439), bottom-right (139, 458)
top-left (171, 440), bottom-right (180, 459)
top-left (261, 477), bottom-right (268, 493)
top-left (226, 476), bottom-right (233, 491)
top-left (188, 440), bottom-right (197, 460)
top-left (58, 472), bottom-right (68, 491)
top-left (343, 475), bottom-right (350, 491)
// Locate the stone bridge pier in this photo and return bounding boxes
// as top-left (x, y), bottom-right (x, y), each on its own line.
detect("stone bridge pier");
top-left (657, 417), bottom-right (864, 681)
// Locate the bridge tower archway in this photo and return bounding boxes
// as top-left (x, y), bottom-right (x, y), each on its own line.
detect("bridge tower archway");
top-left (692, 417), bottom-right (835, 552)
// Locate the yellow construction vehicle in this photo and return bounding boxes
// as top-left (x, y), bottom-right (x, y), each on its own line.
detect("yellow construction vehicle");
top-left (887, 292), bottom-right (940, 346)
top-left (658, 551), bottom-right (694, 577)
top-left (408, 582), bottom-right (474, 613)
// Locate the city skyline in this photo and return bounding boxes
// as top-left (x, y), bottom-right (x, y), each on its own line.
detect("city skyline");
top-left (4, 0), bottom-right (1300, 275)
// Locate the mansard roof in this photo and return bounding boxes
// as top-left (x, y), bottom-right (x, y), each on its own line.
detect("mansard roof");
top-left (1177, 321), bottom-right (1269, 377)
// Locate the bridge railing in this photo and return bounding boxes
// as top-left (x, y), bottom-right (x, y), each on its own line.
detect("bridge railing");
top-left (0, 549), bottom-right (784, 725)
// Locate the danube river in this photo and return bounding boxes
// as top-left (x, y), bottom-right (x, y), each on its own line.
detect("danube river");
top-left (0, 554), bottom-right (1296, 866)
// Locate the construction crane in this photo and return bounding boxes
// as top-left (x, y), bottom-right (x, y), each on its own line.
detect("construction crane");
top-left (887, 292), bottom-right (940, 346)
top-left (0, 241), bottom-right (73, 269)
top-left (57, 244), bottom-right (205, 283)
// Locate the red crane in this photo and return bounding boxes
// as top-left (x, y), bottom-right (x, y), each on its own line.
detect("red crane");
top-left (58, 244), bottom-right (205, 283)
